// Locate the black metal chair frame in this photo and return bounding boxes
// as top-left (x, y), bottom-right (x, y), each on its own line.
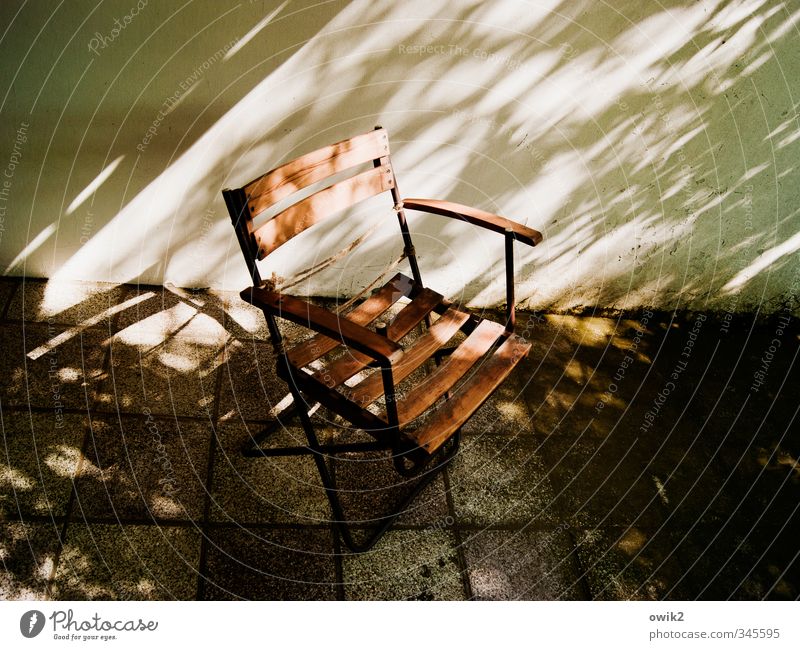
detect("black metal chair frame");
top-left (221, 126), bottom-right (541, 552)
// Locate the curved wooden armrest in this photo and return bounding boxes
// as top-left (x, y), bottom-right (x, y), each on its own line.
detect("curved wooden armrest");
top-left (401, 198), bottom-right (542, 246)
top-left (240, 286), bottom-right (402, 365)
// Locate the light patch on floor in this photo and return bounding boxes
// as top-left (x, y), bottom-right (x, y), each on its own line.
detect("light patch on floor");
top-left (497, 400), bottom-right (526, 421)
top-left (1, 464), bottom-right (34, 490)
top-left (618, 528), bottom-right (647, 555)
top-left (652, 476), bottom-right (669, 506)
top-left (43, 445), bottom-right (81, 478)
top-left (57, 367), bottom-right (80, 382)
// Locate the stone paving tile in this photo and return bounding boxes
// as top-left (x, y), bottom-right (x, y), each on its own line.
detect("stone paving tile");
top-left (342, 529), bottom-right (465, 600)
top-left (0, 521), bottom-right (60, 599)
top-left (6, 279), bottom-right (128, 328)
top-left (0, 323), bottom-right (107, 409)
top-left (1, 282), bottom-right (796, 603)
top-left (115, 284), bottom-right (309, 343)
top-left (448, 436), bottom-right (559, 527)
top-left (1, 411), bottom-right (85, 518)
top-left (648, 313), bottom-right (797, 425)
top-left (686, 321), bottom-right (799, 465)
top-left (459, 368), bottom-right (535, 437)
top-left (216, 338), bottom-right (291, 423)
top-left (73, 415), bottom-right (211, 521)
top-left (115, 285), bottom-right (218, 336)
top-left (710, 399), bottom-right (799, 472)
top-left (210, 421), bottom-right (331, 525)
top-left (718, 443), bottom-right (800, 526)
top-left (575, 527), bottom-right (693, 600)
top-left (202, 527), bottom-right (336, 600)
top-left (519, 312), bottom-right (664, 439)
top-left (664, 516), bottom-right (800, 600)
top-left (533, 434), bottom-right (668, 529)
top-left (93, 331), bottom-right (223, 417)
top-left (52, 522), bottom-right (201, 600)
top-left (207, 289), bottom-right (272, 340)
top-left (462, 527), bottom-right (586, 600)
top-left (331, 451), bottom-right (450, 528)
top-left (645, 361), bottom-right (799, 533)
top-left (648, 453), bottom-right (739, 530)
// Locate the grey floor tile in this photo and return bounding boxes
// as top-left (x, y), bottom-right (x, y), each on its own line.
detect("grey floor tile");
top-left (115, 286), bottom-right (223, 338)
top-left (533, 434), bottom-right (668, 529)
top-left (115, 284), bottom-right (288, 342)
top-left (459, 369), bottom-right (535, 437)
top-left (1, 411), bottom-right (85, 518)
top-left (217, 339), bottom-right (291, 422)
top-left (73, 415), bottom-right (211, 521)
top-left (575, 527), bottom-right (692, 600)
top-left (207, 289), bottom-right (272, 340)
top-left (0, 278), bottom-right (18, 317)
top-left (520, 312), bottom-right (664, 439)
top-left (0, 291), bottom-right (795, 605)
top-left (202, 527), bottom-right (336, 600)
top-left (644, 442), bottom-right (741, 529)
top-left (668, 516), bottom-right (800, 600)
top-left (52, 522), bottom-right (201, 600)
top-left (342, 529), bottom-right (465, 600)
top-left (113, 286), bottom-right (186, 332)
top-left (0, 521), bottom-right (60, 599)
top-left (210, 422), bottom-right (331, 525)
top-left (448, 436), bottom-right (558, 527)
top-left (462, 527), bottom-right (585, 600)
top-left (331, 451), bottom-right (450, 528)
top-left (0, 323), bottom-right (107, 409)
top-left (93, 331), bottom-right (223, 417)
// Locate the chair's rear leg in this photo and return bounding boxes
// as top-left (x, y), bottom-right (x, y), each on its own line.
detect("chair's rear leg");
top-left (334, 462), bottom-right (448, 553)
top-left (284, 382), bottom-right (456, 553)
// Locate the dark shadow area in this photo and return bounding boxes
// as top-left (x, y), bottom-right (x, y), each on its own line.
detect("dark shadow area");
top-left (1, 276), bottom-right (797, 599)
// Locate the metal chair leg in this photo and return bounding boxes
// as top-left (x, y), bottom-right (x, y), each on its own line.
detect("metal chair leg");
top-left (286, 389), bottom-right (460, 553)
top-left (241, 405), bottom-right (301, 457)
top-left (330, 457), bottom-right (453, 553)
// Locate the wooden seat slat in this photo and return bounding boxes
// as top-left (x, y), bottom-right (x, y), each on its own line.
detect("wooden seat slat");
top-left (406, 333), bottom-right (532, 454)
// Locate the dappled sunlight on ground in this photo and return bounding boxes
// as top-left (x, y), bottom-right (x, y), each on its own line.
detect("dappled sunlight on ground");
top-left (0, 276), bottom-right (797, 600)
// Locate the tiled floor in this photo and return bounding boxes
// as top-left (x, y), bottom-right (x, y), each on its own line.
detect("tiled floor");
top-left (0, 277), bottom-right (797, 600)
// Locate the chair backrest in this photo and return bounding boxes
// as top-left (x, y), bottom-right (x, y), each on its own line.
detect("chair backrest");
top-left (223, 127), bottom-right (398, 284)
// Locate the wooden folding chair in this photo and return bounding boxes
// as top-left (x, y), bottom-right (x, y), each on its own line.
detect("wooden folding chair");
top-left (222, 126), bottom-right (542, 552)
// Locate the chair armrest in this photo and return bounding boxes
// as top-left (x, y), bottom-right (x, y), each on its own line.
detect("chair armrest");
top-left (240, 286), bottom-right (403, 365)
top-left (401, 198), bottom-right (542, 246)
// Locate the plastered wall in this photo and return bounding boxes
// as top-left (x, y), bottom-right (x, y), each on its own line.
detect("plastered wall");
top-left (0, 0), bottom-right (798, 313)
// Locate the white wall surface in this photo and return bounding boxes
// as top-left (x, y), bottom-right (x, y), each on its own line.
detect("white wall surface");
top-left (0, 0), bottom-right (798, 313)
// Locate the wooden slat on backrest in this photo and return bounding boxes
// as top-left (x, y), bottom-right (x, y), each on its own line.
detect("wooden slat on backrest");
top-left (251, 164), bottom-right (394, 259)
top-left (245, 128), bottom-right (390, 218)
